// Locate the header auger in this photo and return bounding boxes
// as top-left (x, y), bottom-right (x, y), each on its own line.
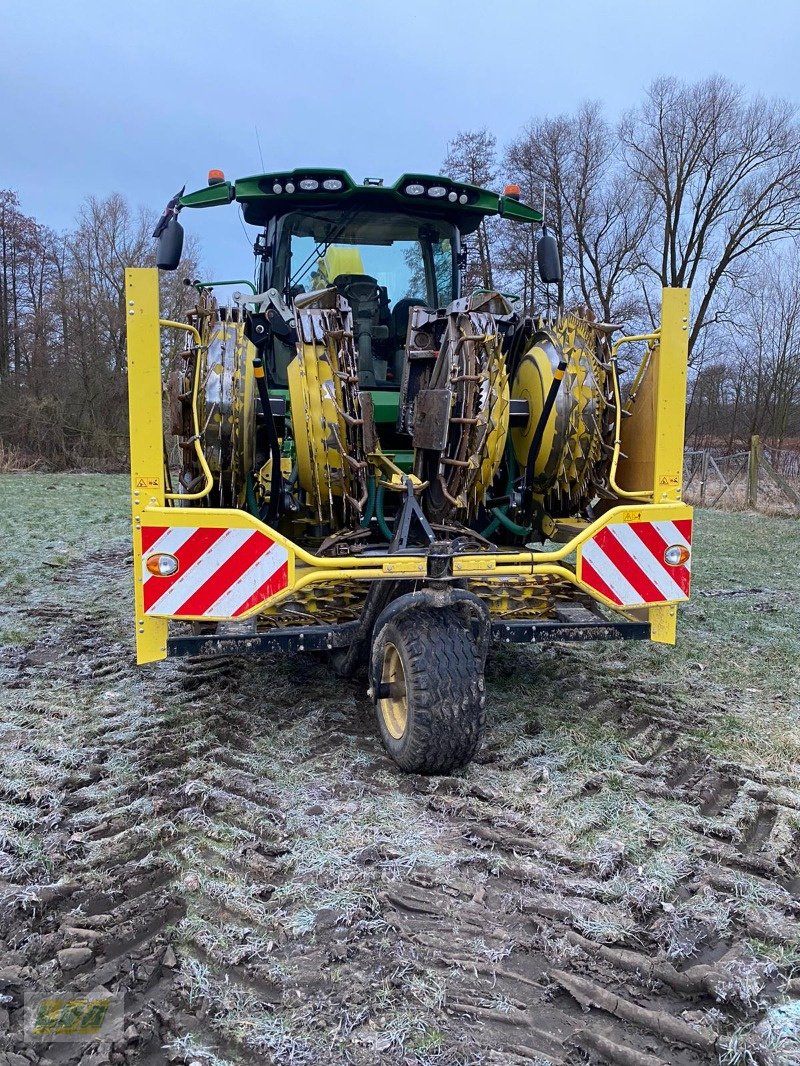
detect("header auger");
top-left (127, 167), bottom-right (692, 774)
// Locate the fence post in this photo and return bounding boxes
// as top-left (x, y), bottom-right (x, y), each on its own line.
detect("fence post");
top-left (700, 450), bottom-right (709, 504)
top-left (747, 435), bottom-right (761, 509)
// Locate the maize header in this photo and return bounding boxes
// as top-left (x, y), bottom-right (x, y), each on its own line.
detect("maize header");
top-left (126, 167), bottom-right (692, 773)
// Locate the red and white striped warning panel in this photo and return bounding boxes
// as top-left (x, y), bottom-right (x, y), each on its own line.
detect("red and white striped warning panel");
top-left (578, 519), bottom-right (692, 607)
top-left (141, 526), bottom-right (289, 618)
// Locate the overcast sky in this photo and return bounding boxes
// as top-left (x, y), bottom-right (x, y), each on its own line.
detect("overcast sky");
top-left (3, 0), bottom-right (799, 279)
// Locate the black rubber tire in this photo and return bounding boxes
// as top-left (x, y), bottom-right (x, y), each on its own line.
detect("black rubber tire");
top-left (370, 607), bottom-right (486, 774)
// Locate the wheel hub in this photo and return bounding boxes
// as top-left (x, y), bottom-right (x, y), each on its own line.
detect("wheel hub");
top-left (378, 642), bottom-right (408, 739)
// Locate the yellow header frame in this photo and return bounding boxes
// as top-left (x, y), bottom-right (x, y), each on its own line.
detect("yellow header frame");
top-left (125, 269), bottom-right (691, 664)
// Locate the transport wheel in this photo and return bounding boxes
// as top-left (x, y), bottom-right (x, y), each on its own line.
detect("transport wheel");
top-left (370, 607), bottom-right (486, 774)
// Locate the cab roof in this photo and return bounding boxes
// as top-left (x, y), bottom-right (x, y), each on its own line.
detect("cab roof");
top-left (179, 168), bottom-right (542, 234)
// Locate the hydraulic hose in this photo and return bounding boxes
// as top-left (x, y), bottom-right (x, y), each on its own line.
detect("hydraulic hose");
top-left (245, 472), bottom-right (259, 518)
top-left (375, 482), bottom-right (393, 542)
top-left (525, 358), bottom-right (568, 485)
top-left (488, 507), bottom-right (532, 537)
top-left (480, 446), bottom-right (531, 540)
top-left (252, 357), bottom-right (283, 524)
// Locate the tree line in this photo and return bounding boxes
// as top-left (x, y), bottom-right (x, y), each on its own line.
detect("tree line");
top-left (446, 75), bottom-right (800, 459)
top-left (1, 73), bottom-right (798, 468)
top-left (0, 191), bottom-right (197, 468)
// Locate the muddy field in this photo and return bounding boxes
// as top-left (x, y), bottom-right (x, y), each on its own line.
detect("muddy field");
top-left (1, 474), bottom-right (799, 1066)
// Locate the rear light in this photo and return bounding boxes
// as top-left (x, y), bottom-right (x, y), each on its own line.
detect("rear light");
top-left (146, 553), bottom-right (179, 577)
top-left (664, 544), bottom-right (690, 567)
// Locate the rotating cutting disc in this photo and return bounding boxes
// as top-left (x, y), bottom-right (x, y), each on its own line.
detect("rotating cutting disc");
top-left (288, 290), bottom-right (370, 526)
top-left (510, 314), bottom-right (609, 511)
top-left (476, 338), bottom-right (510, 502)
top-left (178, 303), bottom-right (255, 507)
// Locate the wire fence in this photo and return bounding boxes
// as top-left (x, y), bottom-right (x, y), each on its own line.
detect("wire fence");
top-left (684, 437), bottom-right (800, 515)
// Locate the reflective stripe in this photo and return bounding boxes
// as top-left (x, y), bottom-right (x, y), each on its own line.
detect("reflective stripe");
top-left (142, 527), bottom-right (228, 613)
top-left (630, 521), bottom-right (691, 595)
top-left (141, 525), bottom-right (290, 618)
top-left (204, 542), bottom-right (289, 617)
top-left (580, 556), bottom-right (622, 606)
top-left (141, 525), bottom-right (167, 554)
top-left (580, 518), bottom-right (692, 607)
top-left (234, 560), bottom-right (290, 617)
top-left (653, 519), bottom-right (691, 549)
top-left (612, 525), bottom-right (687, 602)
top-left (174, 532), bottom-right (273, 617)
top-left (145, 528), bottom-right (253, 615)
top-left (581, 537), bottom-right (643, 605)
top-left (595, 527), bottom-right (667, 604)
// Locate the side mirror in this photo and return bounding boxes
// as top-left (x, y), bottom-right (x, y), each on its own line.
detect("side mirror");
top-left (156, 216), bottom-right (184, 271)
top-left (536, 225), bottom-right (562, 285)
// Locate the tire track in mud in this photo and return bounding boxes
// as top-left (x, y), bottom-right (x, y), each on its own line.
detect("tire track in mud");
top-left (1, 597), bottom-right (194, 1062)
top-left (1, 548), bottom-right (798, 1065)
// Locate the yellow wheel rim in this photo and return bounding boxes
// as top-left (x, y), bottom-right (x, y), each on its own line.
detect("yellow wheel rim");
top-left (378, 642), bottom-right (408, 740)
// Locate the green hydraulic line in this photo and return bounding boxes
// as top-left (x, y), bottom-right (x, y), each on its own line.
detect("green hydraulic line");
top-left (482, 512), bottom-right (501, 539)
top-left (480, 445), bottom-right (532, 539)
top-left (375, 482), bottom-right (393, 541)
top-left (245, 472), bottom-right (260, 517)
top-left (489, 506), bottom-right (532, 537)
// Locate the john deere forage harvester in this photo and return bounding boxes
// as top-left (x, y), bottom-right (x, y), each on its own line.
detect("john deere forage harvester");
top-left (126, 167), bottom-right (692, 773)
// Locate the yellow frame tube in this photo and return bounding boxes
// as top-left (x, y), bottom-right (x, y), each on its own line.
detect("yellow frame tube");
top-left (140, 500), bottom-right (685, 575)
top-left (158, 319), bottom-right (214, 502)
top-left (126, 269), bottom-right (168, 663)
top-left (652, 288), bottom-right (690, 502)
top-left (449, 500), bottom-right (690, 574)
top-left (137, 498), bottom-right (691, 625)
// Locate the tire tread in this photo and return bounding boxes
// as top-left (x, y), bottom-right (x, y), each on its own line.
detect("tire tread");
top-left (371, 608), bottom-right (486, 774)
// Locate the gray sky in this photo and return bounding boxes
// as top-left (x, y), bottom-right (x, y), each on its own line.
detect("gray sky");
top-left (3, 0), bottom-right (799, 279)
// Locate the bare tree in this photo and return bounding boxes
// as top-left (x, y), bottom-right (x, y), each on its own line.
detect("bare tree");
top-left (501, 114), bottom-right (569, 312)
top-left (0, 191), bottom-right (199, 466)
top-left (0, 190), bottom-right (45, 387)
top-left (620, 75), bottom-right (800, 357)
top-left (727, 242), bottom-right (800, 450)
top-left (567, 102), bottom-right (651, 325)
top-left (444, 128), bottom-right (498, 291)
top-left (502, 103), bottom-right (650, 324)
top-left (440, 78), bottom-right (800, 450)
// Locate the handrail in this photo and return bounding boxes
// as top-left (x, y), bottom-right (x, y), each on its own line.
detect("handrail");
top-left (159, 319), bottom-right (214, 502)
top-left (608, 332), bottom-right (659, 501)
top-left (192, 278), bottom-right (258, 295)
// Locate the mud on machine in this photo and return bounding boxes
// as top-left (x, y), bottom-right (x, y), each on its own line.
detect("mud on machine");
top-left (126, 168), bottom-right (692, 773)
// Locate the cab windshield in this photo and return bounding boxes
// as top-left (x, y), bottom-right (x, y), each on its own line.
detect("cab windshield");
top-left (274, 209), bottom-right (457, 388)
top-left (281, 209), bottom-right (456, 309)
